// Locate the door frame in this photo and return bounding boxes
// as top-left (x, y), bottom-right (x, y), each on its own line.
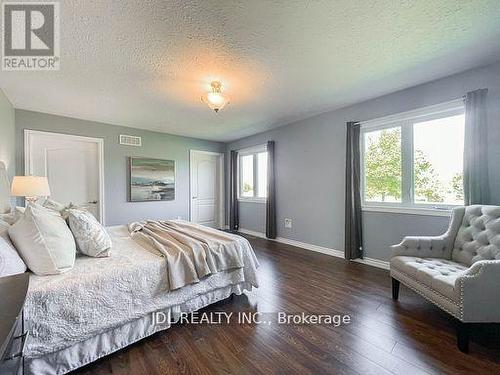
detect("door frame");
top-left (189, 150), bottom-right (225, 229)
top-left (24, 129), bottom-right (106, 225)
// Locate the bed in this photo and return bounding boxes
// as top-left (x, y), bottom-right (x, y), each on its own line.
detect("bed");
top-left (0, 163), bottom-right (259, 375)
top-left (24, 225), bottom-right (259, 375)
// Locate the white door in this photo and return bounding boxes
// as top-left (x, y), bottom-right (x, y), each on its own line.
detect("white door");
top-left (190, 151), bottom-right (224, 228)
top-left (24, 130), bottom-right (104, 223)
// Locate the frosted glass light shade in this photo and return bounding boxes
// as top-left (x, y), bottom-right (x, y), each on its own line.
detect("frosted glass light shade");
top-left (201, 81), bottom-right (229, 113)
top-left (11, 176), bottom-right (51, 198)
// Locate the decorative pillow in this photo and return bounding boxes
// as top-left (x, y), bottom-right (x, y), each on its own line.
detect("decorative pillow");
top-left (10, 207), bottom-right (25, 223)
top-left (0, 213), bottom-right (15, 239)
top-left (40, 197), bottom-right (67, 212)
top-left (8, 204), bottom-right (76, 275)
top-left (67, 209), bottom-right (112, 257)
top-left (0, 213), bottom-right (28, 277)
top-left (0, 236), bottom-right (27, 277)
top-left (0, 219), bottom-right (9, 235)
top-left (37, 198), bottom-right (86, 220)
top-left (0, 212), bottom-right (17, 226)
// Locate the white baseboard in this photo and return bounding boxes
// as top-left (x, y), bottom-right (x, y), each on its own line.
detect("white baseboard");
top-left (274, 235), bottom-right (345, 258)
top-left (352, 257), bottom-right (390, 270)
top-left (237, 228), bottom-right (389, 270)
top-left (236, 228), bottom-right (267, 238)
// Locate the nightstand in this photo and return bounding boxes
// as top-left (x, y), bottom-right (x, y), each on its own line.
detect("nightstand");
top-left (0, 273), bottom-right (29, 375)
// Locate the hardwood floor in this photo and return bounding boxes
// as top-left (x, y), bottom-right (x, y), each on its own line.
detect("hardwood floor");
top-left (73, 234), bottom-right (499, 375)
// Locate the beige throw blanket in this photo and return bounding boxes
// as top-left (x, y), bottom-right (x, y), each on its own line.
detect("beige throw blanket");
top-left (128, 220), bottom-right (245, 290)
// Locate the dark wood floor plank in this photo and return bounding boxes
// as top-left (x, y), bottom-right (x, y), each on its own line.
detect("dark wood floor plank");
top-left (71, 234), bottom-right (499, 375)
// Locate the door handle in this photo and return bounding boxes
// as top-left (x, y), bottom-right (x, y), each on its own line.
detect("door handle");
top-left (192, 196), bottom-right (198, 199)
top-left (88, 201), bottom-right (98, 204)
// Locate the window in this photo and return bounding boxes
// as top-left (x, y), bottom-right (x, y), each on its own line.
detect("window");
top-left (361, 101), bottom-right (465, 211)
top-left (238, 146), bottom-right (268, 201)
top-left (240, 154), bottom-right (254, 197)
top-left (413, 115), bottom-right (464, 206)
top-left (364, 126), bottom-right (402, 203)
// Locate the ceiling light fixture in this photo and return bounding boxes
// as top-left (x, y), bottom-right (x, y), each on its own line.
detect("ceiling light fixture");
top-left (201, 81), bottom-right (229, 113)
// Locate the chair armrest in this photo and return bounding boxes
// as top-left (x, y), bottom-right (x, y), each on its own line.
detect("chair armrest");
top-left (391, 235), bottom-right (451, 258)
top-left (456, 260), bottom-right (500, 322)
top-left (390, 206), bottom-right (465, 259)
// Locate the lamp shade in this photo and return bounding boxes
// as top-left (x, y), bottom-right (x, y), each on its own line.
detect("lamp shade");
top-left (201, 81), bottom-right (229, 113)
top-left (11, 176), bottom-right (51, 198)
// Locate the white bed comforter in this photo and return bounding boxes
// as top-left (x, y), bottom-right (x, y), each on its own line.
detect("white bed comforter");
top-left (24, 225), bottom-right (259, 358)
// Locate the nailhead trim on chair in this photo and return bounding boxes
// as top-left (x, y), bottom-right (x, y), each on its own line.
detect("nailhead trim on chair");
top-left (391, 205), bottom-right (500, 323)
top-left (391, 269), bottom-right (461, 320)
top-left (457, 260), bottom-right (496, 320)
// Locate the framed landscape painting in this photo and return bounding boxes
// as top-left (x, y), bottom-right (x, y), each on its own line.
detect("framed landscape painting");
top-left (129, 157), bottom-right (175, 201)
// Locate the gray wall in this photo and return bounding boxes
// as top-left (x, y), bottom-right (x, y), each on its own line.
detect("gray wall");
top-left (239, 201), bottom-right (266, 234)
top-left (227, 60), bottom-right (500, 261)
top-left (362, 213), bottom-right (449, 261)
top-left (15, 110), bottom-right (225, 226)
top-left (0, 89), bottom-right (15, 181)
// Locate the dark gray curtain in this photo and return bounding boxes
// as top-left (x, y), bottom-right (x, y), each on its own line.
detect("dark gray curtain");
top-left (266, 141), bottom-right (276, 239)
top-left (229, 150), bottom-right (239, 231)
top-left (464, 89), bottom-right (490, 205)
top-left (345, 122), bottom-right (363, 260)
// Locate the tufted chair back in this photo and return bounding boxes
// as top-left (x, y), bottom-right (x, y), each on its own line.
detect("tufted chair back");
top-left (452, 205), bottom-right (500, 266)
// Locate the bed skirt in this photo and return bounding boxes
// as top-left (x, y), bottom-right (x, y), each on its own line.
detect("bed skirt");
top-left (25, 282), bottom-right (253, 375)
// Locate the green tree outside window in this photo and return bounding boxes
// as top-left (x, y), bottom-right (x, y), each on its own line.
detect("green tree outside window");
top-left (364, 128), bottom-right (453, 203)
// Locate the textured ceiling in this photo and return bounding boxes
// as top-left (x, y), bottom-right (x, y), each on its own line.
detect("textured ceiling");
top-left (1, 0), bottom-right (500, 142)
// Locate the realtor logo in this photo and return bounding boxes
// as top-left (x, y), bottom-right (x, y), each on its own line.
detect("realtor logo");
top-left (2, 1), bottom-right (60, 70)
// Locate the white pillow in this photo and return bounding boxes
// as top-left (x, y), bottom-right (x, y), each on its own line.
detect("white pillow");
top-left (0, 216), bottom-right (13, 231)
top-left (9, 204), bottom-right (76, 275)
top-left (67, 209), bottom-right (112, 257)
top-left (0, 207), bottom-right (26, 233)
top-left (0, 214), bottom-right (27, 277)
top-left (0, 208), bottom-right (22, 225)
top-left (39, 197), bottom-right (66, 212)
top-left (37, 198), bottom-right (86, 219)
top-left (0, 236), bottom-right (27, 277)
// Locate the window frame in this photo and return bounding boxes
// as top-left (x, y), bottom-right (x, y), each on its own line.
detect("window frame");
top-left (237, 144), bottom-right (268, 203)
top-left (360, 100), bottom-right (465, 215)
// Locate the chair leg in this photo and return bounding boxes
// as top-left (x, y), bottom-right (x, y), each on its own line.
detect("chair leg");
top-left (392, 278), bottom-right (400, 300)
top-left (457, 322), bottom-right (470, 353)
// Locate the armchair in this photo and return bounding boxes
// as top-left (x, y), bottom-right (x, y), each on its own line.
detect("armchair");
top-left (390, 205), bottom-right (500, 352)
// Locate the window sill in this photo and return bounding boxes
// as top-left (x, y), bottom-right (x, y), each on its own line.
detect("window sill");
top-left (238, 198), bottom-right (267, 204)
top-left (362, 205), bottom-right (453, 217)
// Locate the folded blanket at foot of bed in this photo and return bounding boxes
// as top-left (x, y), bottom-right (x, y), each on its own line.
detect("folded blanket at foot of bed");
top-left (128, 220), bottom-right (249, 290)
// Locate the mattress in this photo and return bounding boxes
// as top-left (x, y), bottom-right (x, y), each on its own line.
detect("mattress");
top-left (23, 225), bottom-right (259, 373)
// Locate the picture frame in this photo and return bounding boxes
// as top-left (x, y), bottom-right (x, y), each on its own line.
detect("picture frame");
top-left (129, 157), bottom-right (175, 202)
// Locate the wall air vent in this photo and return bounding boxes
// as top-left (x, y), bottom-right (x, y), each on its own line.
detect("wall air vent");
top-left (119, 134), bottom-right (142, 147)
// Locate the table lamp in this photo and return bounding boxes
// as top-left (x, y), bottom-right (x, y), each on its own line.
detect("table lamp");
top-left (11, 176), bottom-right (51, 205)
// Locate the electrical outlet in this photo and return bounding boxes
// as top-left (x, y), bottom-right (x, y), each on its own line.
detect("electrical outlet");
top-left (284, 218), bottom-right (292, 229)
